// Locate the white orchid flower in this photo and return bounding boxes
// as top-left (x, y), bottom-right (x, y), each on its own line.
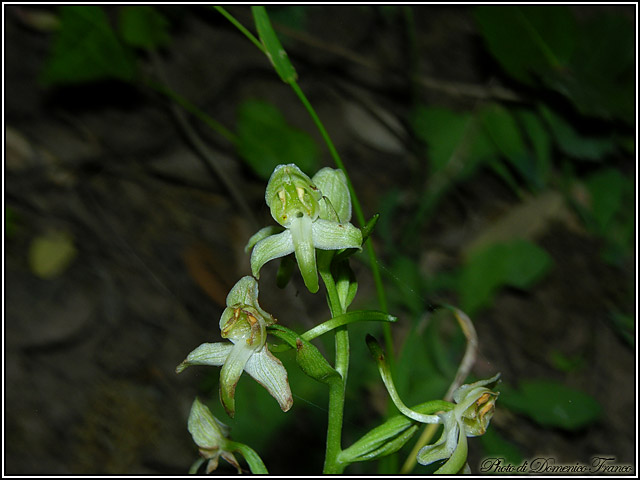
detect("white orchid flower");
top-left (247, 164), bottom-right (362, 293)
top-left (177, 276), bottom-right (293, 418)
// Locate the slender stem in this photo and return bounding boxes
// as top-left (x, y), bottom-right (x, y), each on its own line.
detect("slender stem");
top-left (213, 6), bottom-right (265, 54)
top-left (319, 267), bottom-right (349, 474)
top-left (228, 441), bottom-right (269, 474)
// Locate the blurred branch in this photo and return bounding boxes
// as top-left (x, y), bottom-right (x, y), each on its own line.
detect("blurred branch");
top-left (148, 50), bottom-right (259, 230)
top-left (269, 17), bottom-right (522, 103)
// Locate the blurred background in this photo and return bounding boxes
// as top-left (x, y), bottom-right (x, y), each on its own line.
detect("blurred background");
top-left (4, 4), bottom-right (636, 475)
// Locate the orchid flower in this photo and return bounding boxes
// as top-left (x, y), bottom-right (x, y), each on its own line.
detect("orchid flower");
top-left (417, 374), bottom-right (501, 473)
top-left (176, 276), bottom-right (293, 418)
top-left (247, 164), bottom-right (362, 293)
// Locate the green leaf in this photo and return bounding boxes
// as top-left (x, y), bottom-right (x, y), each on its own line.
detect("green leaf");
top-left (339, 400), bottom-right (453, 464)
top-left (41, 6), bottom-right (136, 85)
top-left (480, 104), bottom-right (540, 190)
top-left (411, 106), bottom-right (495, 175)
top-left (538, 106), bottom-right (617, 161)
top-left (499, 379), bottom-right (602, 430)
top-left (474, 5), bottom-right (578, 86)
top-left (252, 6), bottom-right (297, 84)
top-left (236, 99), bottom-right (319, 180)
top-left (458, 239), bottom-right (553, 314)
top-left (561, 13), bottom-right (635, 124)
top-left (396, 318), bottom-right (452, 406)
top-left (584, 168), bottom-right (626, 233)
top-left (118, 6), bottom-right (170, 50)
top-left (28, 230), bottom-right (78, 279)
top-left (516, 109), bottom-right (552, 188)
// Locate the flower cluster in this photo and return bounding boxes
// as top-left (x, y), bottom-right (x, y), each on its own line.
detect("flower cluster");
top-left (178, 165), bottom-right (362, 418)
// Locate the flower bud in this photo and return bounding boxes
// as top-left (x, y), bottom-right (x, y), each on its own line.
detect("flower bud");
top-left (188, 398), bottom-right (241, 473)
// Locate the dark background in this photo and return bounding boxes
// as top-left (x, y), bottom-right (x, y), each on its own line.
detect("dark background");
top-left (4, 5), bottom-right (636, 475)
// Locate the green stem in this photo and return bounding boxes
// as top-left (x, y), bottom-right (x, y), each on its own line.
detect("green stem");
top-left (213, 6), bottom-right (265, 54)
top-left (228, 441), bottom-right (269, 474)
top-left (319, 266), bottom-right (349, 474)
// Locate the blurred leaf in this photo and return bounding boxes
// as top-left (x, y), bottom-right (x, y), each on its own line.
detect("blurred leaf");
top-left (476, 7), bottom-right (634, 124)
top-left (236, 99), bottom-right (319, 180)
top-left (5, 207), bottom-right (18, 238)
top-left (411, 106), bottom-right (495, 174)
top-left (118, 6), bottom-right (170, 50)
top-left (479, 428), bottom-right (524, 467)
top-left (516, 109), bottom-right (552, 189)
top-left (268, 6), bottom-right (308, 32)
top-left (499, 380), bottom-right (602, 430)
top-left (28, 230), bottom-right (77, 279)
top-left (480, 104), bottom-right (542, 191)
top-left (548, 351), bottom-right (585, 373)
top-left (538, 106), bottom-right (617, 161)
top-left (388, 255), bottom-right (425, 317)
top-left (396, 319), bottom-right (451, 407)
top-left (474, 6), bottom-right (577, 85)
top-left (459, 239), bottom-right (553, 314)
top-left (252, 6), bottom-right (297, 84)
top-left (561, 13), bottom-right (635, 124)
top-left (41, 6), bottom-right (136, 85)
top-left (584, 168), bottom-right (626, 233)
top-left (609, 311), bottom-right (634, 347)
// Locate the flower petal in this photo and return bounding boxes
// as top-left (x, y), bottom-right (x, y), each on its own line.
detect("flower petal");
top-left (416, 413), bottom-right (459, 466)
top-left (311, 219), bottom-right (363, 251)
top-left (245, 225), bottom-right (284, 254)
top-left (176, 342), bottom-right (233, 373)
top-left (250, 229), bottom-right (294, 279)
top-left (244, 346), bottom-right (293, 412)
top-left (434, 421), bottom-right (468, 474)
top-left (289, 215), bottom-right (319, 293)
top-left (225, 275), bottom-right (260, 307)
top-left (312, 167), bottom-right (352, 223)
top-left (219, 341), bottom-right (256, 418)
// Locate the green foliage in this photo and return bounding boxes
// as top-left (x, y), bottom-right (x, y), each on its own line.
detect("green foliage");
top-left (458, 240), bottom-right (553, 314)
top-left (396, 316), bottom-right (456, 407)
top-left (474, 6), bottom-right (577, 86)
top-left (538, 106), bottom-right (617, 162)
top-left (499, 379), bottom-right (602, 430)
top-left (41, 6), bottom-right (136, 85)
top-left (236, 100), bottom-right (320, 180)
top-left (411, 106), bottom-right (493, 175)
top-left (118, 6), bottom-right (171, 50)
top-left (475, 6), bottom-right (634, 124)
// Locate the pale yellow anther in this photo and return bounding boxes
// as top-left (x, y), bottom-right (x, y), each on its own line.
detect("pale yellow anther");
top-left (296, 186), bottom-right (306, 204)
top-left (278, 190), bottom-right (286, 207)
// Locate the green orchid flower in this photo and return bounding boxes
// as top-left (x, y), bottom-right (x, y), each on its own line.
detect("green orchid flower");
top-left (417, 374), bottom-right (501, 473)
top-left (176, 276), bottom-right (293, 418)
top-left (247, 164), bottom-right (363, 293)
